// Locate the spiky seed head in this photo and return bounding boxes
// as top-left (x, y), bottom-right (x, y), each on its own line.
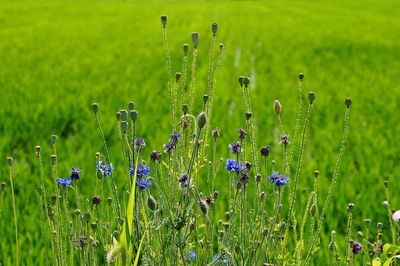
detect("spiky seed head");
top-left (182, 104), bottom-right (189, 114)
top-left (6, 156), bottom-right (13, 166)
top-left (274, 100), bottom-right (282, 115)
top-left (245, 112), bottom-right (252, 120)
top-left (347, 203), bottom-right (355, 212)
top-left (128, 101), bottom-right (135, 110)
top-left (314, 170), bottom-right (320, 178)
top-left (91, 103), bottom-right (99, 113)
top-left (115, 111), bottom-right (121, 121)
top-left (243, 77), bottom-right (250, 87)
top-left (120, 121), bottom-right (129, 133)
top-left (197, 112), bottom-right (207, 129)
top-left (299, 72), bottom-right (304, 81)
top-left (160, 15), bottom-right (167, 28)
top-left (120, 109), bottom-right (128, 121)
top-left (175, 72), bottom-right (181, 82)
top-left (308, 92), bottom-right (316, 104)
top-left (0, 182), bottom-right (6, 191)
top-left (238, 76), bottom-right (244, 86)
top-left (147, 195), bottom-right (157, 211)
top-left (83, 211), bottom-right (91, 223)
top-left (183, 43), bottom-right (189, 55)
top-left (50, 155), bottom-right (57, 165)
top-left (345, 98), bottom-right (352, 108)
top-left (51, 134), bottom-right (57, 143)
top-left (211, 22), bottom-right (218, 35)
top-left (203, 94), bottom-right (209, 104)
top-left (129, 110), bottom-right (138, 122)
top-left (191, 32), bottom-right (200, 48)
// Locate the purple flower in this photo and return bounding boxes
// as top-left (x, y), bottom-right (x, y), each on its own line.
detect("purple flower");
top-left (163, 143), bottom-right (176, 154)
top-left (134, 137), bottom-right (146, 150)
top-left (57, 177), bottom-right (72, 188)
top-left (169, 131), bottom-right (180, 145)
top-left (136, 178), bottom-right (152, 190)
top-left (70, 168), bottom-right (81, 180)
top-left (226, 158), bottom-right (239, 172)
top-left (179, 173), bottom-right (189, 189)
top-left (130, 162), bottom-right (150, 178)
top-left (269, 171), bottom-right (289, 187)
top-left (228, 141), bottom-right (241, 154)
top-left (352, 241), bottom-right (362, 254)
top-left (98, 161), bottom-right (113, 177)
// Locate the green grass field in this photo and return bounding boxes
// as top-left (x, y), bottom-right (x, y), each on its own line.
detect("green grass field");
top-left (1, 0), bottom-right (400, 264)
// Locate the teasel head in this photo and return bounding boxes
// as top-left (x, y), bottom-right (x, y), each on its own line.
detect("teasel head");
top-left (91, 103), bottom-right (99, 114)
top-left (211, 22), bottom-right (218, 36)
top-left (160, 15), bottom-right (167, 28)
top-left (191, 32), bottom-right (200, 48)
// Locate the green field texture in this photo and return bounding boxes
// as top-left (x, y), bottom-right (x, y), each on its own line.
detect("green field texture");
top-left (0, 0), bottom-right (400, 264)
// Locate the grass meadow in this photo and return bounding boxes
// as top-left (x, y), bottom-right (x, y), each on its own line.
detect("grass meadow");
top-left (0, 0), bottom-right (400, 265)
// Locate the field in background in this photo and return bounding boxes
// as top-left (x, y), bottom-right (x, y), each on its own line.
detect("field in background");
top-left (0, 0), bottom-right (399, 264)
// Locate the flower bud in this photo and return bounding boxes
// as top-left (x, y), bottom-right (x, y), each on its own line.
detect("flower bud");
top-left (91, 103), bottom-right (99, 113)
top-left (130, 110), bottom-right (138, 122)
top-left (203, 94), bottom-right (209, 104)
top-left (308, 92), bottom-right (316, 104)
top-left (199, 200), bottom-right (208, 214)
top-left (211, 22), bottom-right (218, 35)
top-left (191, 32), bottom-right (200, 48)
top-left (377, 222), bottom-right (383, 229)
top-left (128, 101), bottom-right (135, 110)
top-left (197, 112), bottom-right (207, 129)
top-left (107, 197), bottom-right (112, 204)
top-left (260, 191), bottom-right (265, 200)
top-left (160, 15), bottom-right (167, 28)
top-left (75, 208), bottom-right (81, 216)
top-left (147, 195), bottom-right (157, 211)
top-left (274, 100), bottom-right (282, 115)
top-left (345, 98), bottom-right (352, 108)
top-left (256, 173), bottom-right (261, 183)
top-left (212, 128), bottom-right (220, 138)
top-left (91, 221), bottom-right (97, 231)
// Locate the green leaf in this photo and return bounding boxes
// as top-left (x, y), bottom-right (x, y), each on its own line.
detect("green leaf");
top-left (383, 243), bottom-right (400, 257)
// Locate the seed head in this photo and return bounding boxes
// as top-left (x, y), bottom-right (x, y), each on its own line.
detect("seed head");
top-left (314, 170), bottom-right (320, 178)
top-left (6, 156), bottom-right (13, 166)
top-left (120, 109), bottom-right (128, 121)
top-left (260, 191), bottom-right (265, 199)
top-left (182, 104), bottom-right (189, 114)
top-left (298, 72), bottom-right (304, 81)
top-left (75, 209), bottom-right (81, 216)
top-left (150, 150), bottom-right (161, 162)
top-left (1, 182), bottom-right (6, 191)
top-left (260, 145), bottom-right (271, 157)
top-left (197, 112), bottom-right (207, 129)
top-left (238, 76), bottom-right (244, 87)
top-left (211, 22), bottom-right (218, 35)
top-left (183, 43), bottom-right (189, 56)
top-left (191, 32), bottom-right (200, 48)
top-left (160, 15), bottom-right (167, 28)
top-left (212, 128), bottom-right (221, 138)
top-left (274, 100), bottom-right (282, 115)
top-left (92, 195), bottom-right (101, 205)
top-left (35, 145), bottom-right (41, 157)
top-left (377, 222), bottom-right (383, 229)
top-left (364, 219), bottom-right (371, 227)
top-left (308, 92), bottom-right (316, 104)
top-left (51, 134), bottom-right (57, 143)
top-left (175, 72), bottom-right (181, 82)
top-left (203, 94), bottom-right (209, 104)
top-left (50, 155), bottom-right (57, 165)
top-left (130, 110), bottom-right (138, 122)
top-left (237, 128), bottom-right (247, 140)
top-left (347, 203), bottom-right (355, 212)
top-left (245, 112), bottom-right (252, 120)
top-left (91, 103), bottom-right (99, 113)
top-left (83, 211), bottom-right (91, 223)
top-left (256, 173), bottom-right (261, 183)
top-left (120, 121), bottom-right (129, 133)
top-left (199, 200), bottom-right (208, 214)
top-left (115, 111), bottom-right (121, 121)
top-left (128, 101), bottom-right (135, 110)
top-left (243, 77), bottom-right (250, 87)
top-left (345, 98), bottom-right (352, 108)
top-left (219, 43), bottom-right (224, 50)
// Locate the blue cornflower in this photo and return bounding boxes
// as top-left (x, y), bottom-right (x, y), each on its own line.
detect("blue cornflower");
top-left (213, 255), bottom-right (229, 264)
top-left (269, 171), bottom-right (289, 187)
top-left (98, 161), bottom-right (113, 177)
top-left (179, 173), bottom-right (189, 189)
top-left (228, 141), bottom-right (241, 154)
top-left (163, 143), bottom-right (176, 154)
top-left (57, 177), bottom-right (72, 188)
top-left (189, 250), bottom-right (196, 260)
top-left (136, 178), bottom-right (152, 190)
top-left (130, 162), bottom-right (150, 178)
top-left (70, 168), bottom-right (81, 180)
top-left (226, 158), bottom-right (239, 172)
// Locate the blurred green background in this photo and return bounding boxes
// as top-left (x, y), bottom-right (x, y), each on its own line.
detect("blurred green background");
top-left (0, 0), bottom-right (399, 264)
